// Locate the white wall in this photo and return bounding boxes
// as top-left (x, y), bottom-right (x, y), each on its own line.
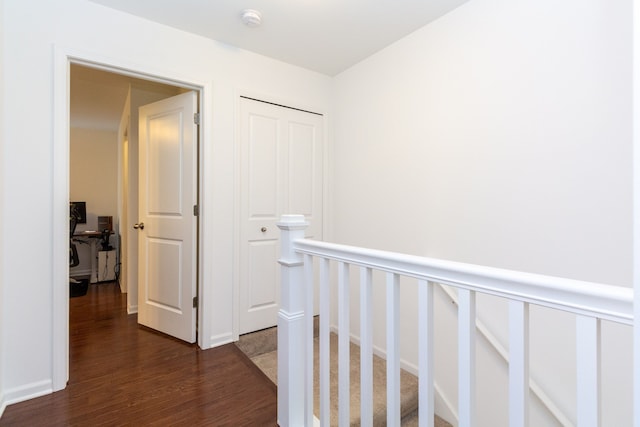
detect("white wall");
top-left (331, 0), bottom-right (632, 425)
top-left (0, 0), bottom-right (332, 407)
top-left (69, 127), bottom-right (118, 275)
top-left (2, 0), bottom-right (632, 422)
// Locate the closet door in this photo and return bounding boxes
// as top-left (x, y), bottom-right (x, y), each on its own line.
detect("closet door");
top-left (238, 97), bottom-right (323, 334)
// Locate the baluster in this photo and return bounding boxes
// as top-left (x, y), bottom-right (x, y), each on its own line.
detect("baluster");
top-left (387, 272), bottom-right (401, 425)
top-left (360, 267), bottom-right (373, 426)
top-left (458, 288), bottom-right (476, 427)
top-left (338, 262), bottom-right (350, 426)
top-left (319, 258), bottom-right (330, 427)
top-left (576, 315), bottom-right (601, 427)
top-left (508, 300), bottom-right (529, 427)
top-left (419, 280), bottom-right (434, 427)
top-left (304, 253), bottom-right (314, 427)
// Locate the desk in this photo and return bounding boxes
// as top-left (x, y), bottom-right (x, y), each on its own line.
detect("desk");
top-left (73, 231), bottom-right (105, 238)
top-left (72, 231), bottom-right (113, 283)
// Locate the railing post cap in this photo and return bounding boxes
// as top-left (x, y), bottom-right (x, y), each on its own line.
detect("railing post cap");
top-left (277, 214), bottom-right (309, 230)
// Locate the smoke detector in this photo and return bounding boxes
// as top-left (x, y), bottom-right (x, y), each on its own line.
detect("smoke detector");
top-left (241, 9), bottom-right (262, 28)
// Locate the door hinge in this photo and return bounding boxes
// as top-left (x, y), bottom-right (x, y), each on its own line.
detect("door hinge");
top-left (193, 296), bottom-right (198, 308)
top-left (194, 113), bottom-right (200, 125)
top-left (193, 204), bottom-right (199, 216)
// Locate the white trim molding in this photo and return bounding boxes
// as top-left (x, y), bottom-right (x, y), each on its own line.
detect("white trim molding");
top-left (2, 380), bottom-right (52, 409)
top-left (69, 268), bottom-right (91, 278)
top-left (0, 391), bottom-right (6, 419)
top-left (208, 332), bottom-right (234, 348)
top-left (633, 1), bottom-right (640, 425)
top-left (52, 44), bottom-right (71, 392)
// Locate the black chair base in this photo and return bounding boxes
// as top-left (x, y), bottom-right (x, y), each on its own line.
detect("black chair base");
top-left (70, 277), bottom-right (89, 298)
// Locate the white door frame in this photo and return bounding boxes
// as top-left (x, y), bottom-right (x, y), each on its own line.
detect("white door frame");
top-left (52, 46), bottom-right (212, 391)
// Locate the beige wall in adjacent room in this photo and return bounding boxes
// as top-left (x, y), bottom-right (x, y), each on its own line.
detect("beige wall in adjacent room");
top-left (69, 127), bottom-right (118, 274)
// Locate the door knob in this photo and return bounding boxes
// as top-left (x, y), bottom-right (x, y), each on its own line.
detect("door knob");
top-left (133, 222), bottom-right (145, 230)
top-left (261, 227), bottom-right (267, 233)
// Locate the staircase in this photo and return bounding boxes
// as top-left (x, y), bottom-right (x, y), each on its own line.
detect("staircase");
top-left (271, 214), bottom-right (633, 426)
top-left (236, 324), bottom-right (453, 426)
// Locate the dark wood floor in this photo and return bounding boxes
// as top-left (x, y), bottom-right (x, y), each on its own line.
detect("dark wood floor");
top-left (0, 282), bottom-right (277, 426)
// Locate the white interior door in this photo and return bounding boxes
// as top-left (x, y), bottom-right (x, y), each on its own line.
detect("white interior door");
top-left (239, 97), bottom-right (323, 334)
top-left (137, 91), bottom-right (198, 342)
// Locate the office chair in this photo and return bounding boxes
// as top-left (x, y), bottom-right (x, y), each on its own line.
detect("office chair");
top-left (69, 203), bottom-right (91, 297)
top-left (69, 203), bottom-right (80, 268)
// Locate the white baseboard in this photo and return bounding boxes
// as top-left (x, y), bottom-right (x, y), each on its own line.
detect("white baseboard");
top-left (2, 380), bottom-right (52, 410)
top-left (0, 391), bottom-right (6, 419)
top-left (69, 268), bottom-right (91, 277)
top-left (127, 304), bottom-right (138, 315)
top-left (434, 382), bottom-right (458, 426)
top-left (209, 332), bottom-right (234, 348)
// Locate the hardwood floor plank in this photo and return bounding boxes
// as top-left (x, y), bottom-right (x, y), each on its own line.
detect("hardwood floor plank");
top-left (0, 282), bottom-right (277, 426)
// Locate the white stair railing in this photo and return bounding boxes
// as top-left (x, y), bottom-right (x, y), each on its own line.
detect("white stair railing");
top-left (277, 215), bottom-right (633, 427)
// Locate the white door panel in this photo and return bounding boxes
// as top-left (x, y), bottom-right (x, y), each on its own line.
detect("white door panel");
top-left (289, 122), bottom-right (315, 215)
top-left (287, 116), bottom-right (323, 240)
top-left (147, 112), bottom-right (183, 214)
top-left (239, 97), bottom-right (323, 334)
top-left (146, 238), bottom-right (182, 310)
top-left (248, 241), bottom-right (279, 309)
top-left (138, 91), bottom-right (197, 343)
top-left (248, 114), bottom-right (280, 217)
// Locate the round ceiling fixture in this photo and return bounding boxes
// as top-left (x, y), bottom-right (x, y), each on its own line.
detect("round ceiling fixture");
top-left (241, 9), bottom-right (262, 28)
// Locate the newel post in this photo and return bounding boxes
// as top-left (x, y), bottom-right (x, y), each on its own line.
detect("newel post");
top-left (277, 214), bottom-right (309, 427)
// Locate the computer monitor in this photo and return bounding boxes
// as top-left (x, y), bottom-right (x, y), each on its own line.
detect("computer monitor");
top-left (70, 201), bottom-right (86, 224)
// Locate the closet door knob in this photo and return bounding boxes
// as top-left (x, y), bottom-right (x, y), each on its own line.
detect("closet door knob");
top-left (133, 222), bottom-right (145, 230)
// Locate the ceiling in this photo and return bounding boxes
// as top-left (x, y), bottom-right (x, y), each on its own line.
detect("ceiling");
top-left (88, 0), bottom-right (469, 76)
top-left (70, 64), bottom-right (183, 130)
top-left (73, 0), bottom-right (468, 130)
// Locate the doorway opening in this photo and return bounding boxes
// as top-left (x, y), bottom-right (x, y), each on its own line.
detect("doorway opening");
top-left (54, 54), bottom-right (206, 391)
top-left (70, 63), bottom-right (195, 312)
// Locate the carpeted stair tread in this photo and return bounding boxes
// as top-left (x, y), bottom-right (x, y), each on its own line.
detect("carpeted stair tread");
top-left (237, 326), bottom-right (452, 426)
top-left (235, 326), bottom-right (279, 358)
